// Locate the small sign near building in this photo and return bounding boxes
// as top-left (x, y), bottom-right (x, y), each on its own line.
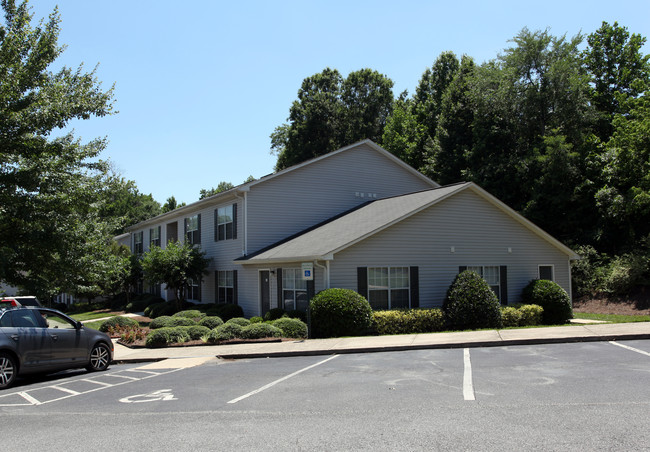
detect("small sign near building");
top-left (301, 262), bottom-right (314, 281)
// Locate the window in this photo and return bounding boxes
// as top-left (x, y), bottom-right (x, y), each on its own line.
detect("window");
top-left (217, 270), bottom-right (236, 304)
top-left (215, 204), bottom-right (236, 241)
top-left (539, 265), bottom-right (554, 281)
top-left (187, 278), bottom-right (200, 301)
top-left (133, 231), bottom-right (144, 254)
top-left (466, 266), bottom-right (501, 300)
top-left (149, 283), bottom-right (161, 297)
top-left (368, 267), bottom-right (410, 310)
top-left (150, 226), bottom-right (161, 248)
top-left (185, 214), bottom-right (201, 245)
top-left (282, 268), bottom-right (308, 311)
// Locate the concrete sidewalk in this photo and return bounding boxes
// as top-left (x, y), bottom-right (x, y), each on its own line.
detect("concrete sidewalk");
top-left (112, 321), bottom-right (650, 363)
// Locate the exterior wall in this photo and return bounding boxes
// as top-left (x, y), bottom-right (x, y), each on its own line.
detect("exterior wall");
top-left (329, 189), bottom-right (572, 307)
top-left (245, 144), bottom-right (434, 254)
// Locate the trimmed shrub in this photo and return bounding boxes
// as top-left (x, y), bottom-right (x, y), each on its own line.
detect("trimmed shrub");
top-left (226, 317), bottom-right (250, 327)
top-left (442, 271), bottom-right (503, 330)
top-left (206, 304), bottom-right (244, 322)
top-left (208, 323), bottom-right (244, 342)
top-left (522, 280), bottom-right (572, 324)
top-left (285, 310), bottom-right (307, 322)
top-left (310, 288), bottom-right (374, 338)
top-left (273, 317), bottom-right (308, 338)
top-left (500, 307), bottom-right (522, 328)
top-left (145, 301), bottom-right (178, 318)
top-left (373, 309), bottom-right (445, 335)
top-left (518, 304), bottom-right (544, 326)
top-left (126, 295), bottom-right (164, 313)
top-left (240, 323), bottom-right (283, 339)
top-left (149, 316), bottom-right (196, 329)
top-left (145, 327), bottom-right (190, 348)
top-left (181, 325), bottom-right (212, 340)
top-left (99, 316), bottom-right (139, 333)
top-left (173, 310), bottom-right (205, 320)
top-left (263, 308), bottom-right (286, 321)
top-left (250, 316), bottom-right (263, 324)
top-left (199, 316), bottom-right (224, 329)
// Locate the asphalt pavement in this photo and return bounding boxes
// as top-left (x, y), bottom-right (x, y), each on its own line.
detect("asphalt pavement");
top-left (112, 320), bottom-right (650, 363)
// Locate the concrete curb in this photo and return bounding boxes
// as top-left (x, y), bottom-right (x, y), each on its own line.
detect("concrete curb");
top-left (214, 332), bottom-right (650, 360)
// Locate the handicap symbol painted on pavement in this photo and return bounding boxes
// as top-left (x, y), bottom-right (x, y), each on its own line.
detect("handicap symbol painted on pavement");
top-left (119, 389), bottom-right (177, 404)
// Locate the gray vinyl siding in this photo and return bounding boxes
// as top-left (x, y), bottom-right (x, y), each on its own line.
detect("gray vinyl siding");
top-left (330, 190), bottom-right (572, 306)
top-left (246, 144), bottom-right (434, 254)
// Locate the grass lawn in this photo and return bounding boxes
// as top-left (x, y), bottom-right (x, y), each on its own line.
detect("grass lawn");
top-left (68, 311), bottom-right (120, 321)
top-left (573, 312), bottom-right (650, 323)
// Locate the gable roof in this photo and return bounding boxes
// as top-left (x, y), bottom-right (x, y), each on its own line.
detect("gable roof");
top-left (125, 139), bottom-right (438, 232)
top-left (237, 182), bottom-right (579, 264)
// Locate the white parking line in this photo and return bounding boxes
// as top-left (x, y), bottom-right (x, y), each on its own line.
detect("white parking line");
top-left (463, 348), bottom-right (475, 401)
top-left (228, 355), bottom-right (339, 404)
top-left (0, 367), bottom-right (185, 407)
top-left (610, 341), bottom-right (650, 357)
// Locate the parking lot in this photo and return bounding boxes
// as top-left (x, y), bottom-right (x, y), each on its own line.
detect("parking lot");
top-left (1, 340), bottom-right (649, 450)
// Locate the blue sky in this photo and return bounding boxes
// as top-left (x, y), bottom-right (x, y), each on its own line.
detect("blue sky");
top-left (29, 0), bottom-right (650, 205)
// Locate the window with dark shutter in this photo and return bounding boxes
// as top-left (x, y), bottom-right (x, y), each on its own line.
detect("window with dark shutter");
top-left (357, 267), bottom-right (368, 299)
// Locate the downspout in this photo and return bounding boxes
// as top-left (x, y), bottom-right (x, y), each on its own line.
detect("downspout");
top-left (314, 260), bottom-right (330, 290)
top-left (234, 191), bottom-right (248, 256)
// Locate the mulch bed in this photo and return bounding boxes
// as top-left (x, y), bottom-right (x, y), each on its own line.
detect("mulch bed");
top-left (573, 289), bottom-right (650, 315)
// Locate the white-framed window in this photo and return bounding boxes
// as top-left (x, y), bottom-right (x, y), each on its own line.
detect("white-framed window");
top-left (217, 270), bottom-right (235, 304)
top-left (150, 226), bottom-right (161, 248)
top-left (216, 205), bottom-right (234, 241)
top-left (185, 214), bottom-right (200, 245)
top-left (187, 278), bottom-right (200, 301)
top-left (467, 266), bottom-right (501, 299)
top-left (538, 265), bottom-right (554, 281)
top-left (133, 231), bottom-right (144, 254)
top-left (282, 268), bottom-right (308, 311)
top-left (368, 266), bottom-right (410, 310)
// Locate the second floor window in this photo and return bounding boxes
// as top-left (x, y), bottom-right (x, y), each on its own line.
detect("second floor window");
top-left (133, 231), bottom-right (144, 254)
top-left (150, 226), bottom-right (161, 248)
top-left (215, 204), bottom-right (236, 241)
top-left (185, 214), bottom-right (201, 245)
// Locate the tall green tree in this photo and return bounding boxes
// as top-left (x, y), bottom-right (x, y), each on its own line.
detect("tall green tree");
top-left (99, 175), bottom-right (161, 234)
top-left (0, 0), bottom-right (115, 297)
top-left (583, 21), bottom-right (650, 141)
top-left (271, 68), bottom-right (394, 170)
top-left (141, 241), bottom-right (210, 309)
top-left (199, 181), bottom-right (234, 199)
top-left (161, 196), bottom-right (185, 213)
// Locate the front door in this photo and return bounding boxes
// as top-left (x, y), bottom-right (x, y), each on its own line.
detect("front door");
top-left (260, 271), bottom-right (270, 316)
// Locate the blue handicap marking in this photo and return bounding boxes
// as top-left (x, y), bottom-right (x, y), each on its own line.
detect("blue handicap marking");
top-left (304, 270), bottom-right (311, 277)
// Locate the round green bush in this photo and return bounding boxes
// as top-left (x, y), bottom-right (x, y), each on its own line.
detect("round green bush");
top-left (181, 325), bottom-right (212, 340)
top-left (517, 304), bottom-right (544, 326)
top-left (250, 316), bottom-right (263, 324)
top-left (372, 308), bottom-right (445, 335)
top-left (500, 307), bottom-right (522, 328)
top-left (149, 316), bottom-right (196, 329)
top-left (208, 322), bottom-right (244, 342)
top-left (206, 304), bottom-right (244, 322)
top-left (272, 317), bottom-right (308, 338)
top-left (521, 280), bottom-right (572, 324)
top-left (309, 288), bottom-right (374, 338)
top-left (199, 316), bottom-right (224, 329)
top-left (240, 323), bottom-right (283, 339)
top-left (226, 317), bottom-right (250, 327)
top-left (145, 327), bottom-right (190, 348)
top-left (99, 316), bottom-right (139, 333)
top-left (173, 310), bottom-right (205, 320)
top-left (263, 308), bottom-right (286, 321)
top-left (442, 271), bottom-right (503, 330)
top-left (285, 310), bottom-right (307, 322)
top-left (145, 301), bottom-right (178, 318)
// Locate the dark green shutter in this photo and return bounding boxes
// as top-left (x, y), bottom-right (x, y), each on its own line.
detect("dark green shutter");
top-left (214, 209), bottom-right (219, 242)
top-left (357, 267), bottom-right (368, 299)
top-left (232, 203), bottom-right (237, 239)
top-left (459, 266), bottom-right (467, 273)
top-left (197, 214), bottom-right (201, 244)
top-left (233, 270), bottom-right (238, 305)
top-left (410, 266), bottom-right (419, 308)
top-left (215, 271), bottom-right (221, 303)
top-left (500, 266), bottom-right (508, 305)
top-left (276, 268), bottom-right (283, 309)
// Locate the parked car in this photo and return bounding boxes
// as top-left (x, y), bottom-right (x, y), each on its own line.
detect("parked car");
top-left (0, 296), bottom-right (42, 308)
top-left (0, 306), bottom-right (113, 389)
